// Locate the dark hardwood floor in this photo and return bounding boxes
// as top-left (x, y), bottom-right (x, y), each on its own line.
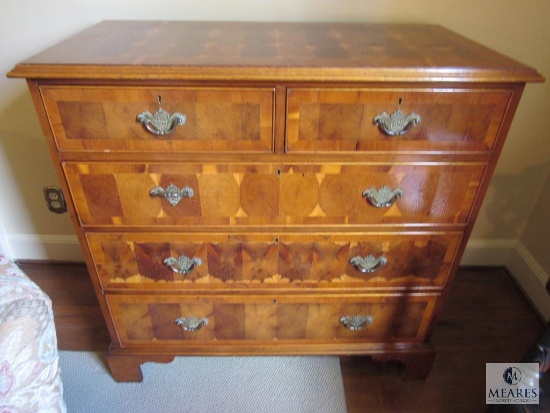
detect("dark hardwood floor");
top-left (18, 262), bottom-right (544, 412)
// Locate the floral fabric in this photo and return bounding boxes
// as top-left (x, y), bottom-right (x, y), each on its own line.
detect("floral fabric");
top-left (0, 255), bottom-right (66, 412)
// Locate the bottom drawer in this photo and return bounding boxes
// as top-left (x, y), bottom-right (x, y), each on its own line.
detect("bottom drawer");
top-left (106, 293), bottom-right (438, 346)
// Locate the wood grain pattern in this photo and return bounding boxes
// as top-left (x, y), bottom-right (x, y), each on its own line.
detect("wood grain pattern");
top-left (287, 88), bottom-right (511, 153)
top-left (8, 22), bottom-right (543, 82)
top-left (106, 293), bottom-right (438, 345)
top-left (64, 162), bottom-right (484, 226)
top-left (40, 86), bottom-right (274, 152)
top-left (86, 232), bottom-right (461, 290)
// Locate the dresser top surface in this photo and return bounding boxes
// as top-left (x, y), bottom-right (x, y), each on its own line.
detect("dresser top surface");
top-left (8, 21), bottom-right (543, 83)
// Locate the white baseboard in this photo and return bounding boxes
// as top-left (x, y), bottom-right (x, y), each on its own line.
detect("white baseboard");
top-left (507, 242), bottom-right (550, 321)
top-left (10, 234), bottom-right (516, 264)
top-left (0, 220), bottom-right (14, 260)
top-left (6, 234), bottom-right (550, 320)
top-left (9, 234), bottom-right (83, 262)
top-left (4, 234), bottom-right (524, 265)
top-left (460, 238), bottom-right (550, 320)
top-left (460, 238), bottom-right (516, 266)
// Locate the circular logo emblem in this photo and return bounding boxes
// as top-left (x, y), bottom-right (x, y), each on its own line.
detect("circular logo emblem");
top-left (503, 367), bottom-right (522, 385)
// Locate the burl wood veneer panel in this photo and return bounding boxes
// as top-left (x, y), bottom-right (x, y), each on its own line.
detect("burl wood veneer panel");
top-left (86, 232), bottom-right (461, 290)
top-left (286, 88), bottom-right (511, 153)
top-left (40, 86), bottom-right (274, 152)
top-left (64, 162), bottom-right (484, 227)
top-left (106, 293), bottom-right (438, 345)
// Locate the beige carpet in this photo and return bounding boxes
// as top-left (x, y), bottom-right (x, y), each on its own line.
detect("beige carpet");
top-left (58, 351), bottom-right (348, 413)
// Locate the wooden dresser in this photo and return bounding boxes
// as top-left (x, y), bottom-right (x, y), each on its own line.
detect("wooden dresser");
top-left (8, 21), bottom-right (543, 382)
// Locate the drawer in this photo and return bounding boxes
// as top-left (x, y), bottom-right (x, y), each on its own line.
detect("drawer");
top-left (64, 162), bottom-right (485, 227)
top-left (106, 293), bottom-right (438, 346)
top-left (40, 86), bottom-right (274, 152)
top-left (87, 232), bottom-right (461, 290)
top-left (286, 88), bottom-right (512, 153)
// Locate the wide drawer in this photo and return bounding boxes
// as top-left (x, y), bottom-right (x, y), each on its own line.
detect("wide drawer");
top-left (106, 293), bottom-right (438, 346)
top-left (40, 86), bottom-right (274, 152)
top-left (87, 232), bottom-right (461, 290)
top-left (286, 88), bottom-right (512, 153)
top-left (65, 162), bottom-right (485, 227)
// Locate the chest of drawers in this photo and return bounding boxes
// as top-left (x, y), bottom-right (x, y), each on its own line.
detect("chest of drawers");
top-left (8, 21), bottom-right (543, 382)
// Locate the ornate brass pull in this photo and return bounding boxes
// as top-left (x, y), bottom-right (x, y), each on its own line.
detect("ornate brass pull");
top-left (137, 107), bottom-right (186, 136)
top-left (164, 255), bottom-right (203, 274)
top-left (350, 254), bottom-right (388, 273)
top-left (362, 185), bottom-right (403, 208)
top-left (340, 315), bottom-right (373, 331)
top-left (175, 316), bottom-right (209, 332)
top-left (150, 183), bottom-right (194, 206)
top-left (373, 108), bottom-right (420, 136)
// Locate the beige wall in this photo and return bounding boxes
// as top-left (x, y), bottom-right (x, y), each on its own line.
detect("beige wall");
top-left (1, 1), bottom-right (549, 268)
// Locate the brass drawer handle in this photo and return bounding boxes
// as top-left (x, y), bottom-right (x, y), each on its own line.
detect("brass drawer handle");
top-left (362, 185), bottom-right (403, 208)
top-left (175, 316), bottom-right (209, 332)
top-left (164, 255), bottom-right (203, 274)
top-left (373, 108), bottom-right (420, 136)
top-left (137, 107), bottom-right (186, 136)
top-left (350, 254), bottom-right (388, 273)
top-left (340, 315), bottom-right (373, 331)
top-left (150, 183), bottom-right (194, 206)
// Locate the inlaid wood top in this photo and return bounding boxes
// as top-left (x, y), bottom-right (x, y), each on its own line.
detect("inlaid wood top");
top-left (7, 21), bottom-right (544, 82)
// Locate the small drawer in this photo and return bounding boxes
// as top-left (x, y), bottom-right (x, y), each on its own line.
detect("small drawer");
top-left (64, 162), bottom-right (485, 227)
top-left (87, 232), bottom-right (461, 290)
top-left (106, 293), bottom-right (438, 346)
top-left (40, 86), bottom-right (274, 152)
top-left (286, 88), bottom-right (512, 153)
